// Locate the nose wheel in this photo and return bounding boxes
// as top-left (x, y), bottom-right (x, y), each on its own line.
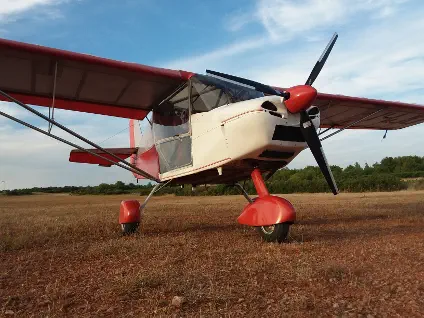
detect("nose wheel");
top-left (121, 222), bottom-right (140, 235)
top-left (236, 168), bottom-right (296, 243)
top-left (256, 223), bottom-right (290, 243)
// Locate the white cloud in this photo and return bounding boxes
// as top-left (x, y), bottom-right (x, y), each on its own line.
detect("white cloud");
top-left (0, 0), bottom-right (71, 24)
top-left (0, 108), bottom-right (135, 189)
top-left (252, 0), bottom-right (408, 40)
top-left (0, 0), bottom-right (56, 15)
top-left (0, 101), bottom-right (30, 119)
top-left (166, 36), bottom-right (271, 73)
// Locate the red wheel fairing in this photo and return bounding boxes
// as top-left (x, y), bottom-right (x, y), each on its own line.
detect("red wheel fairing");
top-left (119, 200), bottom-right (141, 224)
top-left (237, 195), bottom-right (296, 227)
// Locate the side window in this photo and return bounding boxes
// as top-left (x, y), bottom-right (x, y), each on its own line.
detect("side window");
top-left (191, 80), bottom-right (230, 113)
top-left (152, 85), bottom-right (190, 141)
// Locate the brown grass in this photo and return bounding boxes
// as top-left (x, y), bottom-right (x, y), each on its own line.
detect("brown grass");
top-left (1, 191), bottom-right (424, 317)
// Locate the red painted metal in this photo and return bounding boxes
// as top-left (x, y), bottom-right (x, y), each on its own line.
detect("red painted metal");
top-left (251, 168), bottom-right (269, 197)
top-left (316, 91), bottom-right (424, 111)
top-left (132, 146), bottom-right (160, 180)
top-left (0, 38), bottom-right (194, 120)
top-left (128, 119), bottom-right (160, 180)
top-left (274, 85), bottom-right (424, 111)
top-left (69, 148), bottom-right (137, 166)
top-left (129, 119), bottom-right (136, 148)
top-left (0, 38), bottom-right (192, 81)
top-left (0, 92), bottom-right (149, 120)
top-left (284, 85), bottom-right (318, 113)
top-left (119, 200), bottom-right (141, 224)
top-left (237, 196), bottom-right (296, 226)
top-left (237, 168), bottom-right (296, 226)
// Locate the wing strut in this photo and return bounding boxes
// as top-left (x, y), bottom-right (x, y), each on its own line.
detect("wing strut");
top-left (47, 61), bottom-right (58, 134)
top-left (0, 89), bottom-right (160, 182)
top-left (319, 109), bottom-right (384, 142)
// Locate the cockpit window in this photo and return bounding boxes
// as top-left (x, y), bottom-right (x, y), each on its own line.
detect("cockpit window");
top-left (191, 80), bottom-right (230, 113)
top-left (152, 84), bottom-right (190, 141)
top-left (152, 75), bottom-right (265, 127)
top-left (191, 75), bottom-right (264, 113)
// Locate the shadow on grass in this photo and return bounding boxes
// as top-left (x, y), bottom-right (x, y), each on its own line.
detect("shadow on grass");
top-left (291, 223), bottom-right (424, 243)
top-left (298, 213), bottom-right (390, 226)
top-left (141, 223), bottom-right (241, 236)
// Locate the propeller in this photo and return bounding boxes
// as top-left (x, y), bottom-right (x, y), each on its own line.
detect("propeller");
top-left (300, 111), bottom-right (339, 194)
top-left (299, 32), bottom-right (339, 195)
top-left (207, 33), bottom-right (339, 194)
top-left (305, 32), bottom-right (338, 86)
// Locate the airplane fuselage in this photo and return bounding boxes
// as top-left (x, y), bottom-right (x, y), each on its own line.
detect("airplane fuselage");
top-left (145, 95), bottom-right (319, 185)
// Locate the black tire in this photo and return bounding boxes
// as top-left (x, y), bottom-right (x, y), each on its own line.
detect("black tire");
top-left (121, 222), bottom-right (139, 235)
top-left (256, 223), bottom-right (290, 243)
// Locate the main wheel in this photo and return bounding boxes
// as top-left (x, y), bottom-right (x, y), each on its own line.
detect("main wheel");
top-left (256, 223), bottom-right (290, 243)
top-left (121, 222), bottom-right (139, 235)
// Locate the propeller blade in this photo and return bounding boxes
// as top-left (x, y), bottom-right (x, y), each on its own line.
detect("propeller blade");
top-left (206, 69), bottom-right (289, 98)
top-left (305, 32), bottom-right (338, 86)
top-left (300, 111), bottom-right (339, 195)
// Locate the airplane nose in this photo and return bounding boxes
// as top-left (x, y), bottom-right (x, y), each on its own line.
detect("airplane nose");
top-left (284, 85), bottom-right (317, 113)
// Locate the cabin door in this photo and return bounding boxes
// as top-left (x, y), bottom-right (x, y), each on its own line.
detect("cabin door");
top-left (152, 84), bottom-right (192, 174)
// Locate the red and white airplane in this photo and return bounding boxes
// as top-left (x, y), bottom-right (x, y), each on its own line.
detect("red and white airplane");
top-left (1, 34), bottom-right (424, 242)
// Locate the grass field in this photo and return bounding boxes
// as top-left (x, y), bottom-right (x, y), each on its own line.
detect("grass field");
top-left (1, 191), bottom-right (424, 317)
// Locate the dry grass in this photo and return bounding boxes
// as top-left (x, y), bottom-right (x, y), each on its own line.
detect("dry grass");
top-left (1, 191), bottom-right (424, 317)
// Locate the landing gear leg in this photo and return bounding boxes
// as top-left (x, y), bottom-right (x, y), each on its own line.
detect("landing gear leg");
top-left (234, 183), bottom-right (253, 203)
top-left (237, 168), bottom-right (296, 243)
top-left (119, 183), bottom-right (161, 235)
top-left (140, 183), bottom-right (161, 209)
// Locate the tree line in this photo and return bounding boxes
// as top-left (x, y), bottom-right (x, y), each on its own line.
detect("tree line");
top-left (2, 156), bottom-right (424, 196)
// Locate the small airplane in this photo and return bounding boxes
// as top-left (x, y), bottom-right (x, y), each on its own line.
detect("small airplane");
top-left (1, 33), bottom-right (424, 242)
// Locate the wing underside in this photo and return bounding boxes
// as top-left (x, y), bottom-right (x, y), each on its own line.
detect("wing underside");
top-left (0, 38), bottom-right (191, 119)
top-left (314, 93), bottom-right (424, 130)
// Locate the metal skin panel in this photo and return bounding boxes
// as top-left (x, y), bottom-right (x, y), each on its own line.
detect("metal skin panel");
top-left (119, 200), bottom-right (141, 224)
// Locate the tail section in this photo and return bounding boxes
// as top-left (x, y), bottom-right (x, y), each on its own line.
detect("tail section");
top-left (129, 119), bottom-right (142, 149)
top-left (129, 119), bottom-right (160, 180)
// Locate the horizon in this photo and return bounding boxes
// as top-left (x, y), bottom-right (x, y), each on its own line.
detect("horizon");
top-left (2, 154), bottom-right (423, 191)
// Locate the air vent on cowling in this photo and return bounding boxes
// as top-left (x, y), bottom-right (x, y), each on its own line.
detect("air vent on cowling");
top-left (261, 101), bottom-right (277, 111)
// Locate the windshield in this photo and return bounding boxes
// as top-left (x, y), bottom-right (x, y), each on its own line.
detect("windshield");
top-left (151, 74), bottom-right (265, 140)
top-left (191, 75), bottom-right (264, 113)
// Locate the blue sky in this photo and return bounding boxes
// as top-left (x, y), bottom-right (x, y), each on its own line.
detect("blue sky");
top-left (1, 0), bottom-right (424, 189)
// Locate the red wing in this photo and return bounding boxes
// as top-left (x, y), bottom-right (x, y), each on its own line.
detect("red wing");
top-left (314, 92), bottom-right (424, 130)
top-left (69, 148), bottom-right (137, 167)
top-left (0, 38), bottom-right (192, 120)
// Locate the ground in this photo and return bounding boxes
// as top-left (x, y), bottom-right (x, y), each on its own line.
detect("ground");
top-left (1, 191), bottom-right (424, 317)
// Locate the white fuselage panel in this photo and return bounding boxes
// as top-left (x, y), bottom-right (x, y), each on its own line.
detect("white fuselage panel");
top-left (160, 96), bottom-right (319, 181)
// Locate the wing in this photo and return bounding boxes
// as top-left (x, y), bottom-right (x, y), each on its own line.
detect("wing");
top-left (314, 92), bottom-right (424, 130)
top-left (69, 148), bottom-right (137, 167)
top-left (0, 38), bottom-right (192, 119)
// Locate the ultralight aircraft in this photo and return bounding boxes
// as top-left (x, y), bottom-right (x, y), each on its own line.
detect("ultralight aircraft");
top-left (1, 34), bottom-right (424, 242)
